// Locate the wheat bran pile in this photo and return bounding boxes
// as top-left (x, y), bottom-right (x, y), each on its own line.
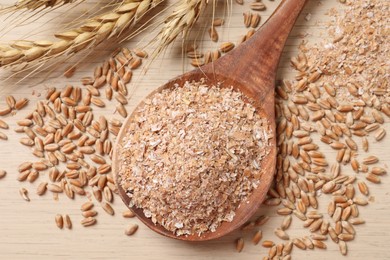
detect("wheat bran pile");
top-left (118, 80), bottom-right (272, 236)
top-left (296, 0), bottom-right (389, 104)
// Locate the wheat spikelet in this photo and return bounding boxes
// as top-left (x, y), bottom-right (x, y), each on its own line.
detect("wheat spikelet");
top-left (149, 0), bottom-right (210, 58)
top-left (0, 0), bottom-right (81, 14)
top-left (0, 0), bottom-right (163, 68)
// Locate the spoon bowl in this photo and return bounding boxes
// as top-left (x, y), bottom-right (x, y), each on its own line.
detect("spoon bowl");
top-left (113, 0), bottom-right (307, 241)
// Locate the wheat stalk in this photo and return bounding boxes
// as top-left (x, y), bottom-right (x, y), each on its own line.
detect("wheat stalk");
top-left (0, 0), bottom-right (81, 14)
top-left (148, 0), bottom-right (210, 58)
top-left (0, 0), bottom-right (87, 38)
top-left (0, 0), bottom-right (163, 68)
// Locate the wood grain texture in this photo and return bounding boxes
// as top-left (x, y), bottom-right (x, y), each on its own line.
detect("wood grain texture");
top-left (0, 0), bottom-right (389, 259)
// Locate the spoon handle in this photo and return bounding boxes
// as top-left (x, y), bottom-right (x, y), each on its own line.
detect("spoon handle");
top-left (252, 0), bottom-right (308, 75)
top-left (213, 0), bottom-right (308, 99)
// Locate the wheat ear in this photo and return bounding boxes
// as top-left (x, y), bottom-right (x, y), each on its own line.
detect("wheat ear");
top-left (149, 0), bottom-right (210, 58)
top-left (0, 0), bottom-right (82, 14)
top-left (0, 0), bottom-right (163, 68)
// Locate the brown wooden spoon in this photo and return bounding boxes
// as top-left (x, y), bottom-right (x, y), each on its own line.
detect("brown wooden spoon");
top-left (113, 0), bottom-right (308, 241)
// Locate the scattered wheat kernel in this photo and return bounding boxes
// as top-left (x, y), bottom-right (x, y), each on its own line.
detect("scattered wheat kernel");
top-left (252, 230), bottom-right (262, 245)
top-left (292, 238), bottom-right (306, 250)
top-left (81, 217), bottom-right (96, 227)
top-left (64, 215), bottom-right (72, 229)
top-left (15, 98), bottom-right (29, 110)
top-left (262, 240), bottom-right (275, 248)
top-left (36, 182), bottom-right (48, 195)
top-left (102, 202), bottom-right (115, 216)
top-left (250, 2), bottom-right (266, 11)
top-left (55, 214), bottom-right (64, 229)
top-left (82, 210), bottom-right (98, 218)
top-left (236, 238), bottom-right (244, 252)
top-left (122, 210), bottom-right (136, 218)
top-left (255, 215), bottom-right (270, 226)
top-left (0, 107), bottom-right (12, 116)
top-left (275, 229), bottom-right (290, 240)
top-left (362, 155), bottom-right (379, 165)
top-left (19, 188), bottom-right (30, 201)
top-left (81, 201), bottom-right (94, 211)
top-left (124, 224), bottom-right (139, 236)
top-left (339, 241), bottom-right (348, 255)
top-left (0, 131), bottom-right (8, 140)
top-left (0, 170), bottom-right (6, 179)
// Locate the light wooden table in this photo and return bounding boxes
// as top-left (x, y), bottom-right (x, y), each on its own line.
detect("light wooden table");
top-left (0, 1), bottom-right (389, 259)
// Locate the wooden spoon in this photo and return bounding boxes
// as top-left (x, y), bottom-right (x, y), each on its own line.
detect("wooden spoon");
top-left (113, 0), bottom-right (307, 241)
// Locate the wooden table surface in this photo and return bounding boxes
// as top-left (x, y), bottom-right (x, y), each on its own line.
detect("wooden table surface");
top-left (0, 0), bottom-right (389, 259)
